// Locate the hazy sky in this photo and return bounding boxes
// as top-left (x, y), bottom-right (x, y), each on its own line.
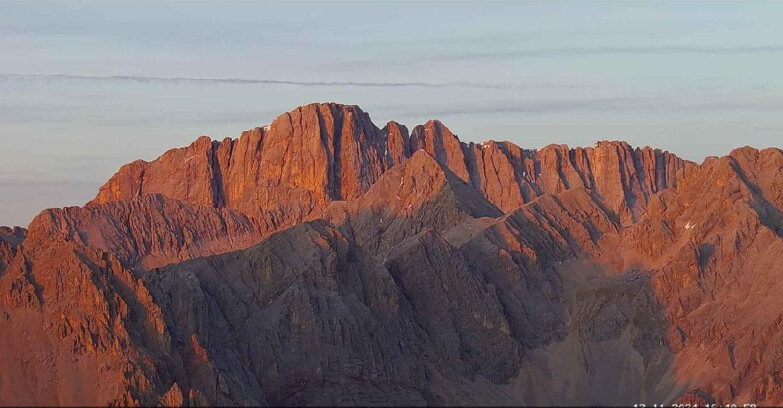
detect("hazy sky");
top-left (1, 1), bottom-right (782, 226)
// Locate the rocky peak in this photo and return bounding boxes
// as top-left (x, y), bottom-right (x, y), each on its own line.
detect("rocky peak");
top-left (321, 150), bottom-right (502, 254)
top-left (0, 226), bottom-right (26, 244)
top-left (89, 103), bottom-right (687, 229)
top-left (91, 103), bottom-right (404, 227)
top-left (3, 101), bottom-right (783, 406)
top-left (382, 120), bottom-right (411, 165)
top-left (410, 119), bottom-right (471, 183)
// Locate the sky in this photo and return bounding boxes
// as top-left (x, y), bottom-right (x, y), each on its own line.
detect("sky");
top-left (1, 1), bottom-right (782, 227)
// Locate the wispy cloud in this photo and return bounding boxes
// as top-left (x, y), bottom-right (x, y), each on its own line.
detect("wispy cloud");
top-left (0, 73), bottom-right (572, 91)
top-left (387, 95), bottom-right (783, 118)
top-left (0, 178), bottom-right (100, 188)
top-left (413, 45), bottom-right (783, 63)
top-left (325, 45), bottom-right (783, 71)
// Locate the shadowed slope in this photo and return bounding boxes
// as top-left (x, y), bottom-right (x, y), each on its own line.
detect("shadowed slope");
top-left (145, 220), bottom-right (430, 406)
top-left (620, 146), bottom-right (783, 404)
top-left (1, 103), bottom-right (781, 406)
top-left (321, 149), bottom-right (502, 254)
top-left (0, 227), bottom-right (25, 273)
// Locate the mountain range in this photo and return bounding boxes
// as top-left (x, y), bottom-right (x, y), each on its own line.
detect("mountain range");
top-left (1, 102), bottom-right (782, 406)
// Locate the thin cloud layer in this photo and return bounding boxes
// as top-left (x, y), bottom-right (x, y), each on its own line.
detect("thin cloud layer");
top-left (0, 73), bottom-right (567, 91)
top-left (386, 96), bottom-right (783, 118)
top-left (424, 45), bottom-right (783, 62)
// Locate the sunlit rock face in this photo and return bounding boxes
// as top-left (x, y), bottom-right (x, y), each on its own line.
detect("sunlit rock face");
top-left (1, 103), bottom-right (781, 406)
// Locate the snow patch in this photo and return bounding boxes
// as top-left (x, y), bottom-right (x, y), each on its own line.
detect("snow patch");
top-left (262, 125), bottom-right (271, 131)
top-left (684, 221), bottom-right (694, 230)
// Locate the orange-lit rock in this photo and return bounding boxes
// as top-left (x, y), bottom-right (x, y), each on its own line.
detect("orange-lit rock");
top-left (91, 103), bottom-right (686, 227)
top-left (2, 103), bottom-right (782, 406)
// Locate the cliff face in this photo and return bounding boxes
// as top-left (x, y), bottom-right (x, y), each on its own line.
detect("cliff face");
top-left (91, 103), bottom-right (686, 227)
top-left (90, 104), bottom-right (403, 231)
top-left (1, 102), bottom-right (781, 406)
top-left (0, 234), bottom-right (171, 406)
top-left (30, 194), bottom-right (269, 270)
top-left (622, 146), bottom-right (783, 404)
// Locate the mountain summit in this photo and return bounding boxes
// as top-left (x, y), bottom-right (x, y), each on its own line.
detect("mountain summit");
top-left (1, 102), bottom-right (782, 406)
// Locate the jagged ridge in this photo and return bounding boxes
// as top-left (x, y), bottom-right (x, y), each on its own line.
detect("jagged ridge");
top-left (91, 102), bottom-right (688, 227)
top-left (1, 103), bottom-right (782, 407)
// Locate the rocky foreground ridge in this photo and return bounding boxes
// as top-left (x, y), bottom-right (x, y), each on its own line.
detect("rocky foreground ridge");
top-left (1, 102), bottom-right (782, 406)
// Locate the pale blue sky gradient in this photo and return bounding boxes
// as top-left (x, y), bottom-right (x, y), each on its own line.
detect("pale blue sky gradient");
top-left (1, 1), bottom-right (782, 226)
